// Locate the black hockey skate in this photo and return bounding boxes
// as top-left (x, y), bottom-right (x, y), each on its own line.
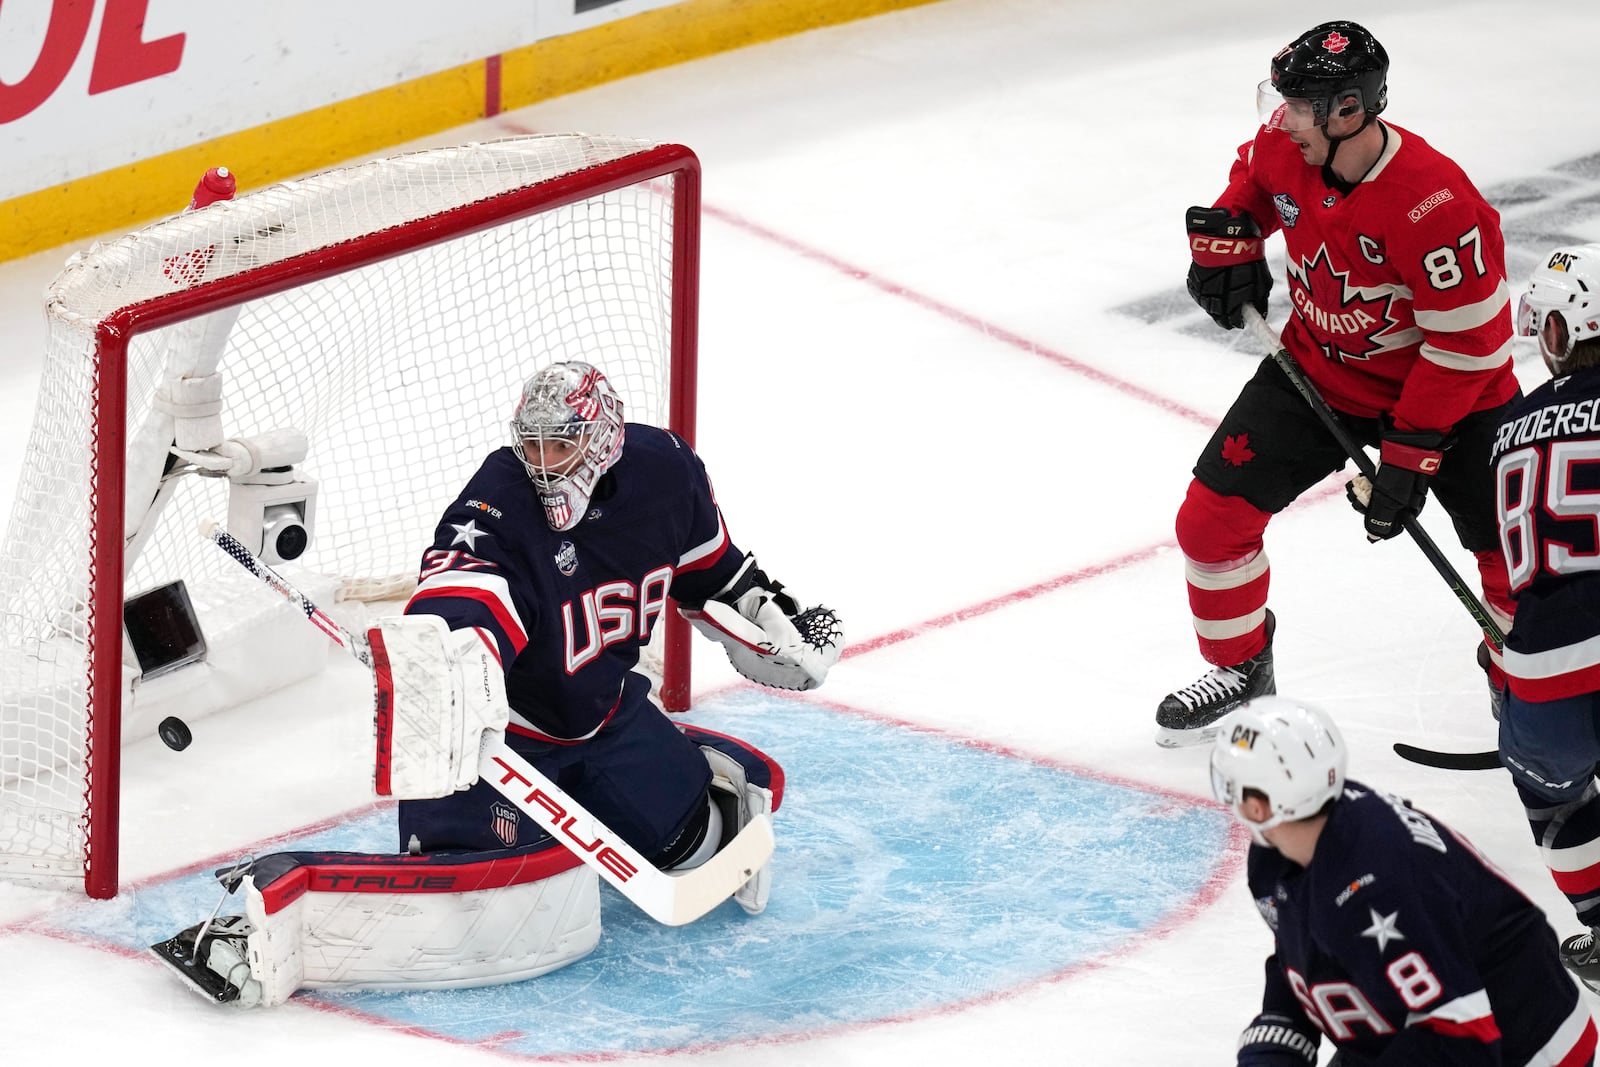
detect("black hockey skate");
top-left (1155, 611), bottom-right (1275, 748)
top-left (150, 914), bottom-right (262, 1006)
top-left (1561, 928), bottom-right (1600, 995)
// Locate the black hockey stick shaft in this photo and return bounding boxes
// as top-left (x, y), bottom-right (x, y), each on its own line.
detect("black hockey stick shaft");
top-left (1243, 309), bottom-right (1505, 652)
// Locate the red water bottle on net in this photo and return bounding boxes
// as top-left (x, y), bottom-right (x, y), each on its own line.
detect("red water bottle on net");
top-left (188, 166), bottom-right (236, 211)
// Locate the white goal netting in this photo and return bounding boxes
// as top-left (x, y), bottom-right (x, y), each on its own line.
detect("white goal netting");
top-left (0, 134), bottom-right (698, 896)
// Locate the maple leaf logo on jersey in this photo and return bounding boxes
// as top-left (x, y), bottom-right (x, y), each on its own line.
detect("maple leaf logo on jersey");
top-left (1322, 31), bottom-right (1350, 53)
top-left (1221, 434), bottom-right (1255, 466)
top-left (1286, 244), bottom-right (1400, 363)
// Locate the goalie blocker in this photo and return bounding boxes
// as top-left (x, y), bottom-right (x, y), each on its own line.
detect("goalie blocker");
top-left (680, 553), bottom-right (844, 691)
top-left (368, 613), bottom-right (510, 800)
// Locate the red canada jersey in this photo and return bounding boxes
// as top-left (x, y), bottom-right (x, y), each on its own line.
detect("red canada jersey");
top-left (1216, 122), bottom-right (1518, 432)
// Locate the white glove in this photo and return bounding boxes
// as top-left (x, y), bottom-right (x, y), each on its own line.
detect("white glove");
top-left (682, 568), bottom-right (843, 691)
top-left (368, 615), bottom-right (510, 798)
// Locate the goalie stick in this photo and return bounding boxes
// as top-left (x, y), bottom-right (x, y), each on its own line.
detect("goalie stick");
top-left (1242, 310), bottom-right (1504, 772)
top-left (200, 520), bottom-right (774, 926)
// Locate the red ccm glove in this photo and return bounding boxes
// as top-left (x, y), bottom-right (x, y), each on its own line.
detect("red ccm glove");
top-left (1186, 206), bottom-right (1271, 330)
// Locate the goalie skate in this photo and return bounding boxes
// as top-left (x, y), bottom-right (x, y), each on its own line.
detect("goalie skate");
top-left (1155, 611), bottom-right (1275, 748)
top-left (150, 914), bottom-right (263, 1006)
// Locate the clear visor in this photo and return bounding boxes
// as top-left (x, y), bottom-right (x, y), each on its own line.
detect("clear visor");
top-left (1518, 293), bottom-right (1574, 365)
top-left (1208, 761), bottom-right (1234, 807)
top-left (1210, 761), bottom-right (1284, 845)
top-left (1257, 80), bottom-right (1321, 132)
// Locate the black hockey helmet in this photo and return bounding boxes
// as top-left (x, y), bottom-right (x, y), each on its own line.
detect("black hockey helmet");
top-left (1270, 21), bottom-right (1388, 125)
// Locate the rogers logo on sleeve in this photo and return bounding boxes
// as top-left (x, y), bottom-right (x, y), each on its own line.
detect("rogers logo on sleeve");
top-left (1407, 188), bottom-right (1455, 223)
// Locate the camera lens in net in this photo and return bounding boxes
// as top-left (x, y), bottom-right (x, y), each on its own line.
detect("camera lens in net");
top-left (275, 522), bottom-right (309, 560)
top-left (262, 503), bottom-right (309, 561)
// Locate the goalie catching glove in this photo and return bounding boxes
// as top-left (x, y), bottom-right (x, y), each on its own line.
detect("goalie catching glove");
top-left (681, 554), bottom-right (843, 691)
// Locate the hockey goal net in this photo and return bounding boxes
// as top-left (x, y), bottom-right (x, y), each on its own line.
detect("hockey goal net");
top-left (0, 135), bottom-right (700, 898)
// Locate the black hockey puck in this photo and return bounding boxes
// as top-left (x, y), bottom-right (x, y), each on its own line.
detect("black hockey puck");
top-left (158, 716), bottom-right (193, 751)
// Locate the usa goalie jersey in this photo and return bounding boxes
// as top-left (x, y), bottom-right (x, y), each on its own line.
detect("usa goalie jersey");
top-left (403, 423), bottom-right (744, 742)
top-left (1215, 122), bottom-right (1518, 434)
top-left (1244, 780), bottom-right (1594, 1066)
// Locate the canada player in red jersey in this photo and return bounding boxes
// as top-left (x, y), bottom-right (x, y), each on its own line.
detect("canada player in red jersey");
top-left (1156, 21), bottom-right (1520, 746)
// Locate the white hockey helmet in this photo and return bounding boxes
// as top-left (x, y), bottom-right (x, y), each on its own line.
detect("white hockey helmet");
top-left (1209, 696), bottom-right (1347, 846)
top-left (509, 361), bottom-right (625, 532)
top-left (1519, 244), bottom-right (1600, 376)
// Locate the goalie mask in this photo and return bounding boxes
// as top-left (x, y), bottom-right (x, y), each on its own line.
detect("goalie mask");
top-left (509, 361), bottom-right (625, 532)
top-left (1209, 696), bottom-right (1346, 847)
top-left (1519, 244), bottom-right (1600, 377)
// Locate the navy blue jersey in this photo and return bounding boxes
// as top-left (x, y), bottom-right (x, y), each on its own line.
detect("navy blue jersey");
top-left (403, 424), bottom-right (743, 741)
top-left (1491, 365), bottom-right (1600, 701)
top-left (1245, 779), bottom-right (1593, 1065)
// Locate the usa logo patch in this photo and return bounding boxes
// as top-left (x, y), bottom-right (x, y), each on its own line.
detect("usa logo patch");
top-left (541, 491), bottom-right (573, 534)
top-left (491, 801), bottom-right (519, 847)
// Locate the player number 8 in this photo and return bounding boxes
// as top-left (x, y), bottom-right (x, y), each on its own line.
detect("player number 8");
top-left (1386, 952), bottom-right (1443, 1009)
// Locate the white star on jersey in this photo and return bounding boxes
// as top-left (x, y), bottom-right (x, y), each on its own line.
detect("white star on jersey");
top-left (1361, 908), bottom-right (1405, 952)
top-left (450, 519), bottom-right (487, 550)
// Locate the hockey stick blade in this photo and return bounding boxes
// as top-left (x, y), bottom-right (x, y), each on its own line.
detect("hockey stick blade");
top-left (200, 521), bottom-right (772, 926)
top-left (1392, 743), bottom-right (1502, 771)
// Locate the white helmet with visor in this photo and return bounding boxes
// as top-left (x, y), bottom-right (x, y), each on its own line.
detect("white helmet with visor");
top-left (1519, 244), bottom-right (1600, 377)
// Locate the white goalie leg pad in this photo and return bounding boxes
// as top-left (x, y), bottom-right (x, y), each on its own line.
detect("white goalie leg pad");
top-left (368, 614), bottom-right (510, 799)
top-left (701, 745), bottom-right (775, 914)
top-left (232, 852), bottom-right (601, 1001)
top-left (237, 891), bottom-right (302, 1007)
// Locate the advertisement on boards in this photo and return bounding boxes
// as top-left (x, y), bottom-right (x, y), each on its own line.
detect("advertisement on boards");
top-left (0, 0), bottom-right (685, 202)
